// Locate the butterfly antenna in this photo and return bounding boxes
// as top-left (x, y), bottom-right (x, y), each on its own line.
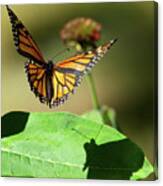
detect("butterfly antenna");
top-left (50, 47), bottom-right (70, 60)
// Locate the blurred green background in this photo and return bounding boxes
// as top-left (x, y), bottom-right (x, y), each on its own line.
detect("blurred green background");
top-left (1, 2), bottom-right (156, 170)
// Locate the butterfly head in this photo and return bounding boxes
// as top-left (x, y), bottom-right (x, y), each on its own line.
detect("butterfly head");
top-left (48, 60), bottom-right (53, 65)
top-left (46, 60), bottom-right (54, 75)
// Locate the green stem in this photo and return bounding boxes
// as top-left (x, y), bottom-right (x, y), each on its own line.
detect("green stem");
top-left (86, 71), bottom-right (122, 132)
top-left (86, 73), bottom-right (100, 110)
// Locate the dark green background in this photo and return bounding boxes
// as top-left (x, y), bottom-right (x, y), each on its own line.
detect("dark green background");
top-left (1, 1), bottom-right (157, 174)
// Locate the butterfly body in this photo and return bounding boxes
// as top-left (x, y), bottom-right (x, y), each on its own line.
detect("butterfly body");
top-left (7, 5), bottom-right (117, 108)
top-left (43, 61), bottom-right (54, 105)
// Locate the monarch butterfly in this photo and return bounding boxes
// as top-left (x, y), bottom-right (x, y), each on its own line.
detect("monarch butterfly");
top-left (6, 5), bottom-right (117, 108)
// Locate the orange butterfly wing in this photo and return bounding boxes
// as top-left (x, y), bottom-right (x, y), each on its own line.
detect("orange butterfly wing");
top-left (50, 40), bottom-right (117, 107)
top-left (6, 5), bottom-right (45, 64)
top-left (25, 61), bottom-right (48, 103)
top-left (55, 40), bottom-right (116, 73)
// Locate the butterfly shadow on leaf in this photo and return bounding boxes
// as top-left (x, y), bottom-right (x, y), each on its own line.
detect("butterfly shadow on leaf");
top-left (82, 138), bottom-right (144, 180)
top-left (1, 111), bottom-right (29, 138)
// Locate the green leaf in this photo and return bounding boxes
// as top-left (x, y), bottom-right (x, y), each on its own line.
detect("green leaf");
top-left (1, 111), bottom-right (153, 179)
top-left (82, 107), bottom-right (121, 131)
top-left (130, 157), bottom-right (154, 180)
top-left (82, 109), bottom-right (104, 123)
